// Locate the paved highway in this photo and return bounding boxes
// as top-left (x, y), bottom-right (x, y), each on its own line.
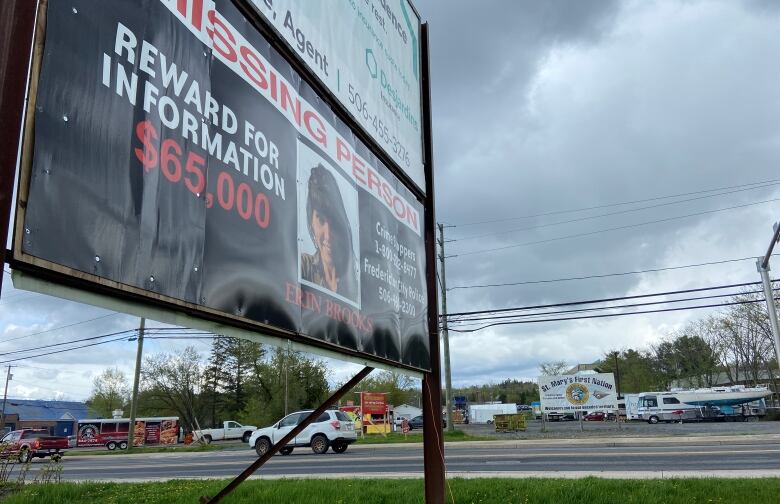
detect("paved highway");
top-left (26, 436), bottom-right (780, 481)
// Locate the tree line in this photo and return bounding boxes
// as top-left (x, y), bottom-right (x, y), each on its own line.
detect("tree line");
top-left (87, 290), bottom-right (779, 423)
top-left (595, 292), bottom-right (778, 396)
top-left (87, 338), bottom-right (330, 431)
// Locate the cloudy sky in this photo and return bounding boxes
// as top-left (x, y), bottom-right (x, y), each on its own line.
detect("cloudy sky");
top-left (4, 0), bottom-right (780, 401)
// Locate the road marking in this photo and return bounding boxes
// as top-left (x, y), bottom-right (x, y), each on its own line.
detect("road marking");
top-left (52, 447), bottom-right (780, 472)
top-left (60, 469), bottom-right (780, 483)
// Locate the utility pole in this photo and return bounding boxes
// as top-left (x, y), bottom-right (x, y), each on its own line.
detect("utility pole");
top-left (127, 317), bottom-right (145, 451)
top-left (612, 351), bottom-right (622, 429)
top-left (613, 351), bottom-right (621, 398)
top-left (284, 340), bottom-right (290, 416)
top-left (0, 366), bottom-right (13, 433)
top-left (758, 224), bottom-right (780, 400)
top-left (438, 224), bottom-right (454, 433)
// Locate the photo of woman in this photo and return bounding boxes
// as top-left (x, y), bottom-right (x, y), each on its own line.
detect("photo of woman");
top-left (298, 155), bottom-right (360, 306)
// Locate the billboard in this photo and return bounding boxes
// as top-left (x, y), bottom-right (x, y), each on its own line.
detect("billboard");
top-left (14, 0), bottom-right (430, 371)
top-left (248, 0), bottom-right (424, 192)
top-left (537, 374), bottom-right (618, 412)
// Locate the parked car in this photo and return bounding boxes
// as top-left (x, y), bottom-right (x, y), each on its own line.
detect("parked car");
top-left (248, 410), bottom-right (356, 456)
top-left (194, 421), bottom-right (257, 444)
top-left (0, 429), bottom-right (68, 462)
top-left (407, 415), bottom-right (447, 430)
top-left (517, 405), bottom-right (533, 412)
top-left (584, 411), bottom-right (606, 421)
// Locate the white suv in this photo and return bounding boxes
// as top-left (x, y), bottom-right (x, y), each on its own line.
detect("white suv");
top-left (248, 410), bottom-right (357, 456)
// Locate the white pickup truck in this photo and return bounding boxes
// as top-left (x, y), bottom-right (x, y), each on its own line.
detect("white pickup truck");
top-left (194, 421), bottom-right (258, 444)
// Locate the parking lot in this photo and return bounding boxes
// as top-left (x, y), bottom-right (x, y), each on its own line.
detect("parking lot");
top-left (459, 417), bottom-right (780, 440)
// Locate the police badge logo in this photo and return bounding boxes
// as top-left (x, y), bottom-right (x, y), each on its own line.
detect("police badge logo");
top-left (566, 383), bottom-right (589, 405)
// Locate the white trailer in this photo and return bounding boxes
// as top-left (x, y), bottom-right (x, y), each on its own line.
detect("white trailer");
top-left (469, 403), bottom-right (517, 424)
top-left (624, 394), bottom-right (640, 420)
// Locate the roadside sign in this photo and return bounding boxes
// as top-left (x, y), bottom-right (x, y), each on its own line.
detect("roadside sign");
top-left (537, 373), bottom-right (618, 413)
top-left (402, 418), bottom-right (409, 434)
top-left (361, 392), bottom-right (387, 415)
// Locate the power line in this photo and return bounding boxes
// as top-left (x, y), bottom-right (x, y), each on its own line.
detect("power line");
top-left (449, 255), bottom-right (775, 290)
top-left (0, 329), bottom-right (137, 357)
top-left (447, 182), bottom-right (780, 243)
top-left (449, 298), bottom-right (767, 333)
top-left (446, 280), bottom-right (764, 318)
top-left (0, 329), bottom-right (211, 358)
top-left (0, 335), bottom-right (133, 365)
top-left (0, 313), bottom-right (119, 344)
top-left (449, 178), bottom-right (780, 227)
top-left (0, 332), bottom-right (217, 365)
top-left (450, 197), bottom-right (780, 258)
top-left (449, 288), bottom-right (769, 325)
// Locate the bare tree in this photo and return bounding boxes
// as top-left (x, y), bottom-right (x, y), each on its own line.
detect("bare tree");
top-left (141, 346), bottom-right (206, 431)
top-left (538, 360), bottom-right (569, 376)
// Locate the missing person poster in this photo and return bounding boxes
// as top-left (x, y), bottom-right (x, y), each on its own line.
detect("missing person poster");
top-left (20, 0), bottom-right (429, 370)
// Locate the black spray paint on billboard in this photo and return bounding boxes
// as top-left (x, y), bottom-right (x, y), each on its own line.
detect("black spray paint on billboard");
top-left (22, 0), bottom-right (429, 370)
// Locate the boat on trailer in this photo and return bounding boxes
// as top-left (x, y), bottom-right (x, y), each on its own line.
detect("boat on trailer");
top-left (636, 386), bottom-right (771, 424)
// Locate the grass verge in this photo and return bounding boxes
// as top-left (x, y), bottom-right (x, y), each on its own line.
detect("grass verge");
top-left (3, 477), bottom-right (780, 503)
top-left (63, 444), bottom-right (223, 457)
top-left (355, 429), bottom-right (492, 444)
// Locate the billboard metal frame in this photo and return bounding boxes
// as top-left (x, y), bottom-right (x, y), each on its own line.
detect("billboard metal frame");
top-left (2, 0), bottom-right (444, 500)
top-left (0, 0), bottom-right (38, 294)
top-left (9, 0), bottom-right (432, 375)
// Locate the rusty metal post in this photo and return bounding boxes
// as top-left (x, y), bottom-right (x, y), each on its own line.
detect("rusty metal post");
top-left (201, 366), bottom-right (374, 504)
top-left (0, 0), bottom-right (38, 295)
top-left (420, 23), bottom-right (446, 504)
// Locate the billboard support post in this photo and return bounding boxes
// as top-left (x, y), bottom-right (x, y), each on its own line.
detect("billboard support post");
top-left (421, 23), bottom-right (446, 504)
top-left (201, 365), bottom-right (374, 504)
top-left (0, 0), bottom-right (37, 295)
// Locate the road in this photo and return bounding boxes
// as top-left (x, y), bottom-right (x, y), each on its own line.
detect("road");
top-left (27, 436), bottom-right (780, 481)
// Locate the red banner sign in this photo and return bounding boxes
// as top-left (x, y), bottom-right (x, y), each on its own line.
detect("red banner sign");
top-left (361, 392), bottom-right (387, 415)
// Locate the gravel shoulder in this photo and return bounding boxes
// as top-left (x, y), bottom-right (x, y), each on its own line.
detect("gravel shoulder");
top-left (457, 418), bottom-right (780, 440)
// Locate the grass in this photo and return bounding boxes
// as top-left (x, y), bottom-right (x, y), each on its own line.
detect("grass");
top-left (355, 429), bottom-right (493, 444)
top-left (3, 478), bottom-right (780, 503)
top-left (63, 443), bottom-right (223, 457)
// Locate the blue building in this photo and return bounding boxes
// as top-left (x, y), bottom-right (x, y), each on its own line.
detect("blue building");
top-left (1, 399), bottom-right (93, 437)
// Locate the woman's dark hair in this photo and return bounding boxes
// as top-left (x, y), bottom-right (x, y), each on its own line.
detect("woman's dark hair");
top-left (306, 165), bottom-right (354, 275)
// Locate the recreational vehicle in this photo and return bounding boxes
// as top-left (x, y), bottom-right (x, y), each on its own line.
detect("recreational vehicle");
top-left (636, 386), bottom-right (771, 424)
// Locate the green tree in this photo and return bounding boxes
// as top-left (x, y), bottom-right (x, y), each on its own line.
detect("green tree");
top-left (141, 346), bottom-right (206, 431)
top-left (351, 370), bottom-right (417, 408)
top-left (599, 349), bottom-right (663, 393)
top-left (202, 337), bottom-right (230, 427)
top-left (238, 347), bottom-right (329, 426)
top-left (86, 367), bottom-right (130, 418)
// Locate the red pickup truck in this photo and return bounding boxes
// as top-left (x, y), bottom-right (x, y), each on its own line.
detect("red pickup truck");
top-left (1, 429), bottom-right (68, 462)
